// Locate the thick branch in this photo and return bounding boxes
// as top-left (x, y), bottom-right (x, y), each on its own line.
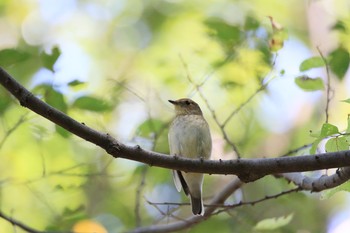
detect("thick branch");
top-left (1, 67), bottom-right (350, 182)
top-left (278, 167), bottom-right (350, 191)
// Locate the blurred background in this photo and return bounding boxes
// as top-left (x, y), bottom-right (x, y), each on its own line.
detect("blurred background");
top-left (1, 0), bottom-right (350, 232)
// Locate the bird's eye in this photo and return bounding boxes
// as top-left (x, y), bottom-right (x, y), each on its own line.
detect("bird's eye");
top-left (185, 100), bottom-right (190, 105)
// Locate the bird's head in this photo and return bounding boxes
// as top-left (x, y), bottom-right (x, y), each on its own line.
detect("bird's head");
top-left (168, 98), bottom-right (203, 116)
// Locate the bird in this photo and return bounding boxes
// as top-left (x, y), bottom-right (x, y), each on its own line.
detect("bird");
top-left (168, 98), bottom-right (212, 215)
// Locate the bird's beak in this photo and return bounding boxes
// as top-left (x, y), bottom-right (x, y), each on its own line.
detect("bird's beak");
top-left (168, 100), bottom-right (177, 105)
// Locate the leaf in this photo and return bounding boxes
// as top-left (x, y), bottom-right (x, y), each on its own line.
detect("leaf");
top-left (72, 96), bottom-right (113, 112)
top-left (299, 57), bottom-right (325, 71)
top-left (322, 181), bottom-right (350, 199)
top-left (68, 80), bottom-right (87, 91)
top-left (136, 119), bottom-right (165, 138)
top-left (310, 123), bottom-right (340, 154)
top-left (254, 214), bottom-right (293, 231)
top-left (32, 84), bottom-right (67, 113)
top-left (268, 16), bottom-right (283, 31)
top-left (40, 46), bottom-right (61, 72)
top-left (68, 80), bottom-right (86, 87)
top-left (0, 49), bottom-right (30, 67)
top-left (341, 98), bottom-right (350, 104)
top-left (328, 47), bottom-right (350, 80)
top-left (44, 86), bottom-right (68, 113)
top-left (268, 16), bottom-right (288, 52)
top-left (244, 15), bottom-right (260, 31)
top-left (295, 76), bottom-right (324, 91)
top-left (332, 20), bottom-right (347, 32)
top-left (320, 123), bottom-right (339, 137)
top-left (0, 91), bottom-right (11, 114)
top-left (325, 137), bottom-right (349, 152)
top-left (310, 138), bottom-right (322, 155)
top-left (204, 18), bottom-right (242, 50)
top-left (221, 80), bottom-right (241, 89)
top-left (56, 125), bottom-right (71, 138)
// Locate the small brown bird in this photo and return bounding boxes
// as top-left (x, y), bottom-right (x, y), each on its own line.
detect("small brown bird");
top-left (168, 98), bottom-right (212, 215)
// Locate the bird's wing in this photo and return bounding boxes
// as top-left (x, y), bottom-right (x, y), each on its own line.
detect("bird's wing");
top-left (169, 123), bottom-right (187, 193)
top-left (197, 122), bottom-right (212, 159)
top-left (172, 170), bottom-right (190, 196)
top-left (172, 170), bottom-right (182, 192)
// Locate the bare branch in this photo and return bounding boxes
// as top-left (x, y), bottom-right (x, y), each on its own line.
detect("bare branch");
top-left (215, 187), bottom-right (301, 215)
top-left (135, 166), bottom-right (148, 227)
top-left (179, 56), bottom-right (241, 157)
top-left (316, 46), bottom-right (332, 123)
top-left (280, 144), bottom-right (312, 157)
top-left (278, 167), bottom-right (350, 191)
top-left (1, 68), bottom-right (350, 182)
top-left (137, 180), bottom-right (300, 233)
top-left (130, 178), bottom-right (243, 233)
top-left (222, 84), bottom-right (265, 128)
top-left (0, 210), bottom-right (47, 233)
top-left (0, 112), bottom-right (29, 150)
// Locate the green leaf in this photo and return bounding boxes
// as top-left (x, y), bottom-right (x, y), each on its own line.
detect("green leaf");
top-left (254, 214), bottom-right (293, 231)
top-left (72, 96), bottom-right (113, 112)
top-left (32, 84), bottom-right (67, 113)
top-left (310, 123), bottom-right (340, 154)
top-left (56, 125), bottom-right (71, 138)
top-left (310, 138), bottom-right (322, 154)
top-left (295, 76), bottom-right (324, 91)
top-left (332, 20), bottom-right (347, 32)
top-left (322, 180), bottom-right (350, 199)
top-left (0, 49), bottom-right (30, 67)
top-left (0, 91), bottom-right (11, 114)
top-left (44, 86), bottom-right (68, 113)
top-left (136, 119), bottom-right (165, 138)
top-left (221, 80), bottom-right (241, 89)
top-left (341, 98), bottom-right (350, 104)
top-left (320, 123), bottom-right (339, 137)
top-left (299, 57), bottom-right (325, 71)
top-left (244, 15), bottom-right (260, 31)
top-left (40, 46), bottom-right (61, 72)
top-left (325, 137), bottom-right (349, 152)
top-left (328, 47), bottom-right (350, 80)
top-left (204, 18), bottom-right (242, 50)
top-left (68, 80), bottom-right (85, 87)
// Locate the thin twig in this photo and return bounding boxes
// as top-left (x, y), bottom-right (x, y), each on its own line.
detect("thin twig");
top-left (214, 187), bottom-right (301, 215)
top-left (316, 46), bottom-right (332, 123)
top-left (135, 166), bottom-right (148, 227)
top-left (179, 55), bottom-right (241, 157)
top-left (280, 143), bottom-right (312, 157)
top-left (0, 113), bottom-right (29, 150)
top-left (0, 210), bottom-right (56, 233)
top-left (188, 51), bottom-right (235, 97)
top-left (222, 84), bottom-right (265, 127)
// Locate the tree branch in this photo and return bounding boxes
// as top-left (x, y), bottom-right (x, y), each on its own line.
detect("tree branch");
top-left (130, 177), bottom-right (244, 233)
top-left (278, 167), bottom-right (350, 191)
top-left (1, 67), bottom-right (350, 183)
top-left (0, 210), bottom-right (44, 233)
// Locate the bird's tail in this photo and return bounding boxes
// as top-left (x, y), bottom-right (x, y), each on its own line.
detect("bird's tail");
top-left (190, 195), bottom-right (204, 216)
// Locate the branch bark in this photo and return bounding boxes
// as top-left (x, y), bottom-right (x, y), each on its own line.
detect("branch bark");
top-left (278, 167), bottom-right (350, 191)
top-left (1, 67), bottom-right (350, 183)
